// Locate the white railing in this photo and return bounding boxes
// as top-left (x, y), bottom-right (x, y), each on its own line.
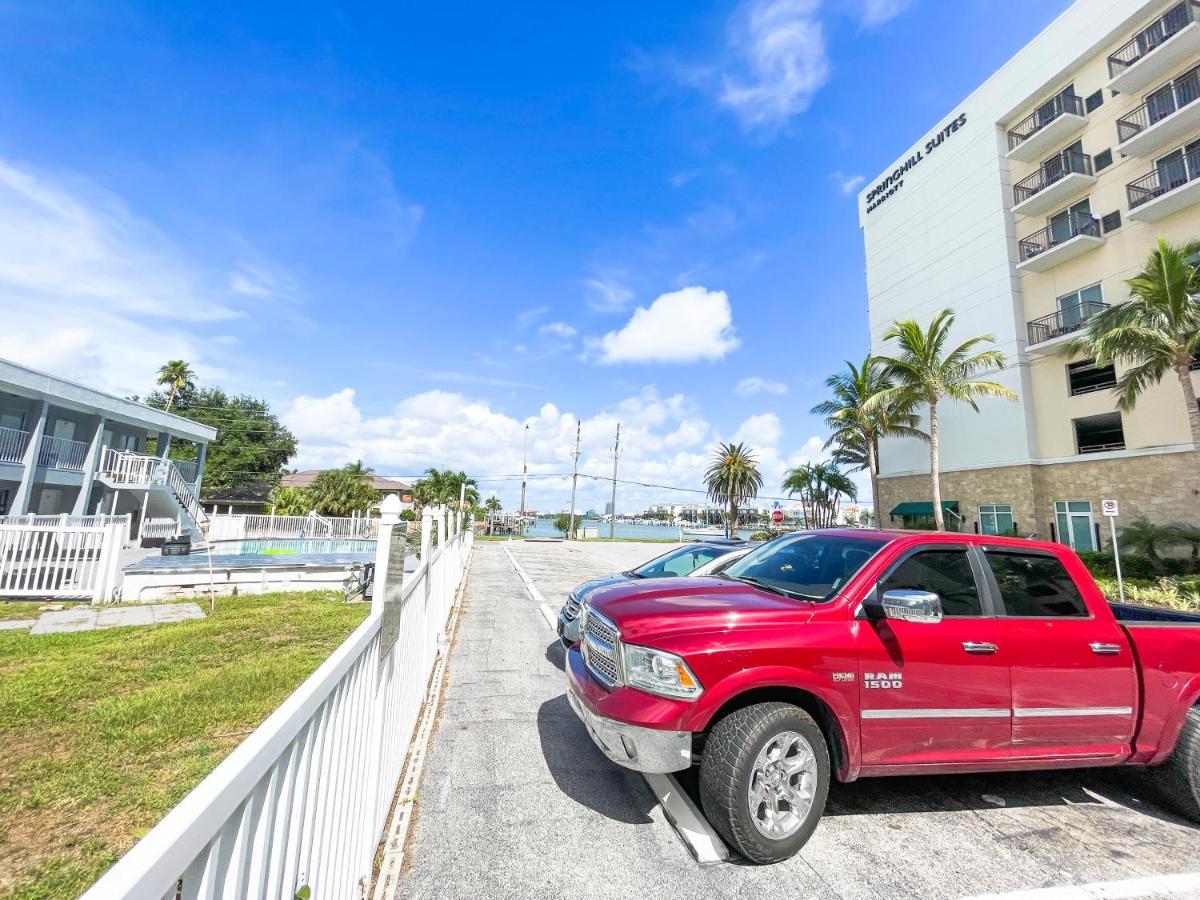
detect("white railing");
top-left (0, 514), bottom-right (129, 528)
top-left (0, 516), bottom-right (128, 602)
top-left (140, 518), bottom-right (179, 541)
top-left (172, 459), bottom-right (199, 484)
top-left (0, 425), bottom-right (30, 464)
top-left (37, 434), bottom-right (90, 471)
top-left (207, 513), bottom-right (380, 542)
top-left (82, 507), bottom-right (472, 899)
top-left (100, 449), bottom-right (207, 530)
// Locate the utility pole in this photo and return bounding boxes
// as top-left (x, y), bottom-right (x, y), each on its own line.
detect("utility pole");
top-left (519, 423), bottom-right (529, 534)
top-left (609, 422), bottom-right (620, 540)
top-left (567, 420), bottom-right (581, 540)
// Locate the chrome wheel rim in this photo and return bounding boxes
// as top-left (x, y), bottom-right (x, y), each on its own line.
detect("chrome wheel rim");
top-left (747, 730), bottom-right (817, 840)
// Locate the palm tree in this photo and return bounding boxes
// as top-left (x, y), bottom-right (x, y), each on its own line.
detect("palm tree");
top-left (485, 496), bottom-right (501, 514)
top-left (413, 467), bottom-right (480, 510)
top-left (873, 309), bottom-right (1018, 531)
top-left (156, 360), bottom-right (195, 411)
top-left (811, 356), bottom-right (926, 526)
top-left (782, 461), bottom-right (858, 529)
top-left (704, 442), bottom-right (764, 538)
top-left (1065, 238), bottom-right (1200, 457)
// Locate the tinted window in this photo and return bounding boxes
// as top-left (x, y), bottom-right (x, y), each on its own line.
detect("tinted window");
top-left (634, 546), bottom-right (725, 578)
top-left (725, 533), bottom-right (888, 601)
top-left (879, 549), bottom-right (983, 617)
top-left (986, 552), bottom-right (1089, 617)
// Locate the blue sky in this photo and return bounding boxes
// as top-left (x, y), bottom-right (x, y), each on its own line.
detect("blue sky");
top-left (0, 0), bottom-right (1070, 512)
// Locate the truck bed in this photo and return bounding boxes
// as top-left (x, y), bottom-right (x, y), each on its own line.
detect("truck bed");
top-left (1109, 601), bottom-right (1200, 624)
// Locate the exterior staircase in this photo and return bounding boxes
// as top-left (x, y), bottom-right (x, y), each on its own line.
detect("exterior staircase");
top-left (97, 449), bottom-right (208, 543)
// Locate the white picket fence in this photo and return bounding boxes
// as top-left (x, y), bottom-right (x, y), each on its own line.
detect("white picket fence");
top-left (81, 505), bottom-right (472, 899)
top-left (0, 515), bottom-right (128, 602)
top-left (207, 512), bottom-right (380, 542)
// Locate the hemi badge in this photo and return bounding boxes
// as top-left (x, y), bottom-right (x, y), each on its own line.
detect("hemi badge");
top-left (832, 672), bottom-right (855, 683)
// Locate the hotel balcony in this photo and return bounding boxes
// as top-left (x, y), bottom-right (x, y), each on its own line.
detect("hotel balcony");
top-left (0, 425), bottom-right (31, 465)
top-left (1006, 93), bottom-right (1087, 163)
top-left (36, 434), bottom-right (89, 472)
top-left (1115, 65), bottom-right (1200, 156)
top-left (1026, 300), bottom-right (1107, 348)
top-left (1127, 146), bottom-right (1200, 221)
top-left (1011, 151), bottom-right (1096, 216)
top-left (1016, 211), bottom-right (1105, 273)
top-left (1108, 1), bottom-right (1200, 94)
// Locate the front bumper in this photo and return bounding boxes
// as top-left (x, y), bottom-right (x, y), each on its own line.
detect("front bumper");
top-left (565, 650), bottom-right (692, 774)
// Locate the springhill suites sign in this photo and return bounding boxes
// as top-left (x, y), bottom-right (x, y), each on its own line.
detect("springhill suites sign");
top-left (865, 112), bottom-right (967, 215)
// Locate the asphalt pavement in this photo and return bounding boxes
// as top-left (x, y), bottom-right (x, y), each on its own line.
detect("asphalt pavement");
top-left (395, 540), bottom-right (1200, 900)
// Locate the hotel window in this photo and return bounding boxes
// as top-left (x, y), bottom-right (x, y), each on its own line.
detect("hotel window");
top-left (1057, 283), bottom-right (1103, 330)
top-left (1048, 198), bottom-right (1091, 243)
top-left (1074, 412), bottom-right (1125, 454)
top-left (1094, 148), bottom-right (1113, 171)
top-left (1154, 139), bottom-right (1200, 191)
top-left (979, 504), bottom-right (1015, 536)
top-left (0, 488), bottom-right (8, 515)
top-left (1067, 359), bottom-right (1117, 396)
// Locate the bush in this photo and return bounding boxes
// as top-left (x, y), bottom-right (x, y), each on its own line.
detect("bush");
top-left (1077, 552), bottom-right (1192, 580)
top-left (748, 531), bottom-right (772, 542)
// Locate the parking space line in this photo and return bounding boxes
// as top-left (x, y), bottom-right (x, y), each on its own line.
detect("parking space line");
top-left (643, 773), bottom-right (729, 867)
top-left (961, 871), bottom-right (1200, 899)
top-left (539, 603), bottom-right (557, 631)
top-left (502, 545), bottom-right (548, 605)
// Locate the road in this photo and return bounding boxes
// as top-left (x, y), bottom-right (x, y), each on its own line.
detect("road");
top-left (396, 540), bottom-right (1200, 900)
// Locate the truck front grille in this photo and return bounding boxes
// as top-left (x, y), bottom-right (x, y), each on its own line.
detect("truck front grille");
top-left (563, 593), bottom-right (582, 621)
top-left (582, 609), bottom-right (621, 687)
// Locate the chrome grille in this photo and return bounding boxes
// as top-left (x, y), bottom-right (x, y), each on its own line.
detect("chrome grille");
top-left (583, 609), bottom-right (621, 687)
top-left (563, 592), bottom-right (582, 621)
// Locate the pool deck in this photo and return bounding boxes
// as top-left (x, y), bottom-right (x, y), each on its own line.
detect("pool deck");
top-left (125, 550), bottom-right (377, 573)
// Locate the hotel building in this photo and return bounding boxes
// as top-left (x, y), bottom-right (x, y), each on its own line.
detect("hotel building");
top-left (859, 0), bottom-right (1200, 550)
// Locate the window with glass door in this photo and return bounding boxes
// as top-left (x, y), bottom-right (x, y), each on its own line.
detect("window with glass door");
top-left (1048, 198), bottom-right (1091, 245)
top-left (1035, 83), bottom-right (1074, 129)
top-left (1155, 139), bottom-right (1200, 192)
top-left (1057, 283), bottom-right (1102, 332)
top-left (1055, 500), bottom-right (1096, 552)
top-left (1042, 140), bottom-right (1083, 183)
top-left (979, 504), bottom-right (1015, 536)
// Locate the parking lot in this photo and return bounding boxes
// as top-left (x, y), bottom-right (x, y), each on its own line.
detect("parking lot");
top-left (396, 541), bottom-right (1200, 900)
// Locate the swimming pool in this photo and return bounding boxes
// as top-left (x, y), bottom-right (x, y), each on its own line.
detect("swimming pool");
top-left (207, 538), bottom-right (378, 556)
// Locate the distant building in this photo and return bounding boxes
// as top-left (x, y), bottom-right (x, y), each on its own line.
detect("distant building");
top-left (202, 482), bottom-right (272, 515)
top-left (604, 501), bottom-right (613, 515)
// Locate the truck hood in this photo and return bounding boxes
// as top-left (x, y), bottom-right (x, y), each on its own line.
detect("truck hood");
top-left (572, 573), bottom-right (633, 601)
top-left (588, 576), bottom-right (813, 644)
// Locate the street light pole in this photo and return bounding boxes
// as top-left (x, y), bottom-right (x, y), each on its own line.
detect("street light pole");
top-left (519, 423), bottom-right (528, 534)
top-left (568, 420), bottom-right (580, 540)
top-left (609, 422), bottom-right (620, 540)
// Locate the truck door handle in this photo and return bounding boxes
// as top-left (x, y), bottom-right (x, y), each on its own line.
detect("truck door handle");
top-left (1089, 642), bottom-right (1121, 655)
top-left (962, 641), bottom-right (998, 654)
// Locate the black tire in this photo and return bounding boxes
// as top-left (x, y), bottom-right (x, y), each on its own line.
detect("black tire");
top-left (1159, 706), bottom-right (1200, 822)
top-left (699, 702), bottom-right (830, 864)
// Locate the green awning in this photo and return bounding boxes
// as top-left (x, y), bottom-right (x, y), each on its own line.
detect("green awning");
top-left (889, 500), bottom-right (959, 517)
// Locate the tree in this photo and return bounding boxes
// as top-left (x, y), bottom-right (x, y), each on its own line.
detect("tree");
top-left (873, 309), bottom-right (1018, 531)
top-left (704, 442), bottom-right (764, 538)
top-left (1065, 238), bottom-right (1200, 460)
top-left (782, 462), bottom-right (858, 529)
top-left (485, 496), bottom-right (502, 514)
top-left (306, 464), bottom-right (382, 516)
top-left (146, 385), bottom-right (297, 491)
top-left (811, 356), bottom-right (926, 526)
top-left (552, 512), bottom-right (574, 538)
top-left (156, 360), bottom-right (196, 412)
top-left (412, 468), bottom-right (480, 510)
top-left (268, 484), bottom-right (312, 516)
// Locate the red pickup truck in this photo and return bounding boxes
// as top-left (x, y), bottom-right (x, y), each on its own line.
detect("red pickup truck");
top-left (565, 530), bottom-right (1200, 863)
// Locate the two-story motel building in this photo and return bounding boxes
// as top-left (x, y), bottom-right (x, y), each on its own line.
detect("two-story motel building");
top-left (860, 0), bottom-right (1200, 551)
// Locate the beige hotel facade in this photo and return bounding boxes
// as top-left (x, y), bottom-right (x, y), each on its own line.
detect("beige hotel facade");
top-left (859, 0), bottom-right (1200, 551)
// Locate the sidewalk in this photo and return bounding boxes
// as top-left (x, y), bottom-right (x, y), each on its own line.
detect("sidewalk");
top-left (396, 542), bottom-right (1200, 900)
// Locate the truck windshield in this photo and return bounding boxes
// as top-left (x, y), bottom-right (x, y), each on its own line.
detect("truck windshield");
top-left (723, 533), bottom-right (890, 601)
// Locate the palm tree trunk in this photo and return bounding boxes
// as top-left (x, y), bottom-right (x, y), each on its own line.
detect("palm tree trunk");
top-left (929, 400), bottom-right (945, 532)
top-left (164, 385), bottom-right (176, 412)
top-left (1178, 361), bottom-right (1200, 453)
top-left (868, 438), bottom-right (881, 530)
top-left (728, 498), bottom-right (736, 538)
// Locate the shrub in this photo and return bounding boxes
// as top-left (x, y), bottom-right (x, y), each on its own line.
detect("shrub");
top-left (1094, 576), bottom-right (1200, 612)
top-left (748, 531), bottom-right (772, 542)
top-left (1076, 552), bottom-right (1191, 580)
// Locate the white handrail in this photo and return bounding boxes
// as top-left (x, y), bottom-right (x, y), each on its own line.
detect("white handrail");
top-left (99, 450), bottom-right (207, 529)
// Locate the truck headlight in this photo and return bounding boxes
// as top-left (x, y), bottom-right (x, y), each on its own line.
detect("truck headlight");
top-left (621, 644), bottom-right (703, 700)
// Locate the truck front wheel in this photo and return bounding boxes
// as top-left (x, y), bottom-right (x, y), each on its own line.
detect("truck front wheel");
top-left (1160, 706), bottom-right (1200, 822)
top-left (699, 702), bottom-right (829, 863)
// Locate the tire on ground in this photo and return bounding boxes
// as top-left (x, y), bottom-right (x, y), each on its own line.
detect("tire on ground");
top-left (699, 701), bottom-right (830, 864)
top-left (1159, 706), bottom-right (1200, 822)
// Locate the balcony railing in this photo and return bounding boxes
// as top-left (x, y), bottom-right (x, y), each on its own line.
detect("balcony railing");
top-left (1013, 151), bottom-right (1093, 205)
top-left (1017, 211), bottom-right (1101, 263)
top-left (1007, 93), bottom-right (1085, 152)
top-left (0, 426), bottom-right (31, 464)
top-left (1027, 301), bottom-right (1107, 345)
top-left (1117, 65), bottom-right (1200, 143)
top-left (38, 434), bottom-right (90, 471)
top-left (1128, 146), bottom-right (1200, 207)
top-left (1108, 2), bottom-right (1199, 77)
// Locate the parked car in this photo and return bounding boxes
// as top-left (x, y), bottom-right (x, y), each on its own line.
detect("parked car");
top-left (557, 540), bottom-right (750, 647)
top-left (565, 529), bottom-right (1200, 864)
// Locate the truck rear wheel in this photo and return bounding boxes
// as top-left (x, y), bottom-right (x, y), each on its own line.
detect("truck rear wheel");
top-left (699, 701), bottom-right (829, 864)
top-left (1160, 706), bottom-right (1200, 822)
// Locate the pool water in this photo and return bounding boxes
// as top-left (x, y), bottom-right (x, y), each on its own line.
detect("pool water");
top-left (208, 539), bottom-right (378, 556)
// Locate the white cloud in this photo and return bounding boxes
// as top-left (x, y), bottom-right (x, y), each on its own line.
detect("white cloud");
top-left (584, 274), bottom-right (635, 313)
top-left (719, 0), bottom-right (830, 131)
top-left (229, 259), bottom-right (299, 301)
top-left (831, 171), bottom-right (866, 195)
top-left (0, 158), bottom-right (242, 395)
top-left (588, 286), bottom-right (739, 365)
top-left (539, 321), bottom-right (577, 338)
top-left (736, 376), bottom-right (788, 396)
top-left (861, 0), bottom-right (914, 27)
top-left (516, 305), bottom-right (551, 328)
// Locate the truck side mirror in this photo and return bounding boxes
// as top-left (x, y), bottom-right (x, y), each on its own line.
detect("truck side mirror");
top-left (862, 589), bottom-right (944, 624)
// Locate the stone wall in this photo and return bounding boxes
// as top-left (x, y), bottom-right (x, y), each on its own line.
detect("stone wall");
top-left (877, 449), bottom-right (1200, 548)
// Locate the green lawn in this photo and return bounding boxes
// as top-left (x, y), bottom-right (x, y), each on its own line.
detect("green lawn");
top-left (0, 592), bottom-right (370, 900)
top-left (0, 602), bottom-right (80, 623)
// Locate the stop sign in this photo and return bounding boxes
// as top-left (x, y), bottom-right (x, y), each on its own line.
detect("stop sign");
top-left (770, 509), bottom-right (785, 525)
